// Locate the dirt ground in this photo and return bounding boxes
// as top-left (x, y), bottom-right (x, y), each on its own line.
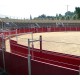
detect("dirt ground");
top-left (6, 32), bottom-right (80, 56)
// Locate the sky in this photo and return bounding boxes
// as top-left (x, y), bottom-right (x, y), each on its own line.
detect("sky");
top-left (0, 0), bottom-right (80, 19)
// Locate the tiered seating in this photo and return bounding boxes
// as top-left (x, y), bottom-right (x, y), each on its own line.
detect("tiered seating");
top-left (1, 20), bottom-right (80, 30)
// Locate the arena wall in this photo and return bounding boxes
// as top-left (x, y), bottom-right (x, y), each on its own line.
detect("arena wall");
top-left (10, 39), bottom-right (80, 72)
top-left (1, 27), bottom-right (80, 37)
top-left (0, 50), bottom-right (79, 74)
top-left (0, 27), bottom-right (80, 74)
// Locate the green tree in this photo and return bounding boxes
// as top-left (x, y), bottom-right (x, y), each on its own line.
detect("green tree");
top-left (65, 11), bottom-right (74, 20)
top-left (38, 14), bottom-right (46, 19)
top-left (75, 7), bottom-right (80, 19)
top-left (5, 17), bottom-right (9, 19)
top-left (72, 14), bottom-right (77, 20)
top-left (59, 14), bottom-right (62, 19)
top-left (56, 14), bottom-right (59, 20)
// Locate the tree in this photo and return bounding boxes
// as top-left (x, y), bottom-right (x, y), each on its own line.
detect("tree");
top-left (58, 14), bottom-right (64, 20)
top-left (47, 16), bottom-right (54, 20)
top-left (5, 17), bottom-right (9, 19)
top-left (75, 7), bottom-right (80, 19)
top-left (38, 14), bottom-right (46, 19)
top-left (72, 14), bottom-right (77, 20)
top-left (56, 14), bottom-right (59, 20)
top-left (61, 16), bottom-right (65, 20)
top-left (65, 11), bottom-right (74, 16)
top-left (65, 11), bottom-right (74, 20)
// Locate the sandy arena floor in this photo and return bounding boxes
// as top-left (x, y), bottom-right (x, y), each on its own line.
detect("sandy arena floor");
top-left (6, 32), bottom-right (80, 56)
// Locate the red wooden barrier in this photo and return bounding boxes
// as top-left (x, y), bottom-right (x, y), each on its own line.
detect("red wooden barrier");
top-left (51, 27), bottom-right (55, 32)
top-left (19, 28), bottom-right (24, 33)
top-left (5, 52), bottom-right (28, 75)
top-left (25, 28), bottom-right (30, 32)
top-left (30, 28), bottom-right (35, 33)
top-left (77, 27), bottom-right (80, 31)
top-left (0, 50), bottom-right (3, 68)
top-left (4, 32), bottom-right (9, 36)
top-left (42, 27), bottom-right (47, 32)
top-left (1, 27), bottom-right (80, 37)
top-left (60, 27), bottom-right (66, 31)
top-left (10, 39), bottom-right (80, 71)
top-left (0, 50), bottom-right (79, 75)
top-left (9, 30), bottom-right (15, 35)
top-left (54, 27), bottom-right (60, 31)
top-left (37, 28), bottom-right (42, 33)
top-left (66, 27), bottom-right (71, 31)
top-left (70, 27), bottom-right (76, 31)
top-left (10, 40), bottom-right (28, 56)
top-left (31, 60), bottom-right (78, 75)
top-left (33, 50), bottom-right (79, 70)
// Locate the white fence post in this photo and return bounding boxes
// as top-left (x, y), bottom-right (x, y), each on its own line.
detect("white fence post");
top-left (31, 33), bottom-right (34, 59)
top-left (27, 35), bottom-right (42, 75)
top-left (28, 39), bottom-right (31, 75)
top-left (1, 33), bottom-right (6, 72)
top-left (16, 29), bottom-right (18, 42)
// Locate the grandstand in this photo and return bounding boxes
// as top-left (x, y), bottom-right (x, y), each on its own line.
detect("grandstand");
top-left (1, 18), bottom-right (80, 30)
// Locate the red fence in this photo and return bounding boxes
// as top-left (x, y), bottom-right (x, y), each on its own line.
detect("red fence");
top-left (0, 50), bottom-right (79, 75)
top-left (0, 50), bottom-right (28, 74)
top-left (10, 40), bottom-right (28, 57)
top-left (9, 39), bottom-right (80, 74)
top-left (1, 27), bottom-right (80, 37)
top-left (31, 60), bottom-right (78, 75)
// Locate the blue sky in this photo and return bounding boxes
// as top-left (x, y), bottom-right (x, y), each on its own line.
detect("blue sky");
top-left (0, 0), bottom-right (80, 19)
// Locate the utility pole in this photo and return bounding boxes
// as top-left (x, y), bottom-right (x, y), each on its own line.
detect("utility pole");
top-left (67, 5), bottom-right (68, 14)
top-left (66, 5), bottom-right (69, 27)
top-left (30, 14), bottom-right (32, 20)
